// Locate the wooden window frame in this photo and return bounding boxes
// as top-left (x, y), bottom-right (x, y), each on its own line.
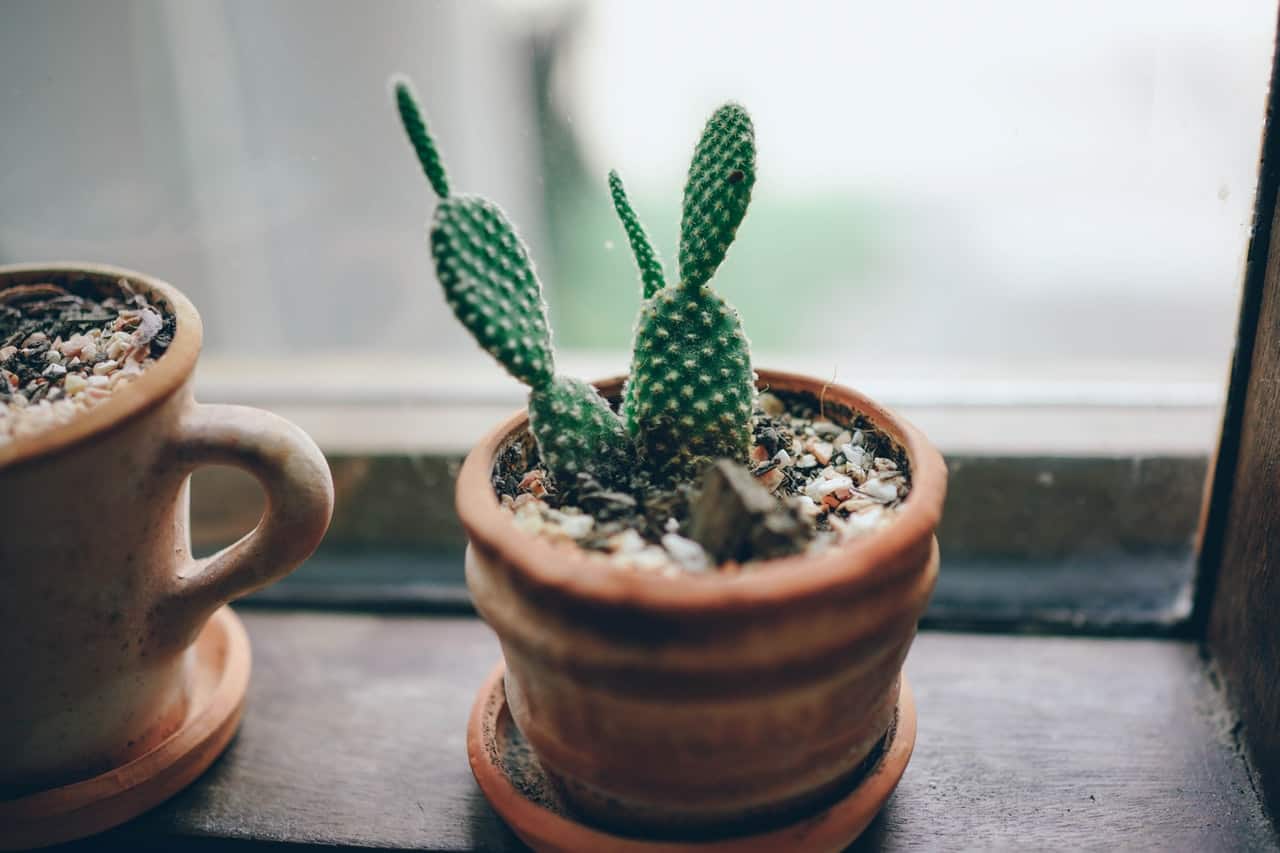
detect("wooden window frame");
top-left (1194, 8), bottom-right (1280, 823)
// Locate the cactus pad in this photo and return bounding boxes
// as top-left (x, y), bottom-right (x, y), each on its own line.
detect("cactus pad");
top-left (396, 77), bottom-right (761, 492)
top-left (678, 103), bottom-right (756, 289)
top-left (608, 170), bottom-right (666, 300)
top-left (430, 195), bottom-right (555, 390)
top-left (394, 78), bottom-right (451, 199)
top-left (624, 283), bottom-right (755, 478)
top-left (622, 101), bottom-right (759, 478)
top-left (530, 376), bottom-right (633, 488)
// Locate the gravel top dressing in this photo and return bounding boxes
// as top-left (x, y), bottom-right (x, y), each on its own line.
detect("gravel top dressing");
top-left (0, 279), bottom-right (174, 445)
top-left (493, 390), bottom-right (911, 576)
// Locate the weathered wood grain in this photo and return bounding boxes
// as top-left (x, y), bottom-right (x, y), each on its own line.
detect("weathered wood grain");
top-left (241, 547), bottom-right (1199, 638)
top-left (62, 613), bottom-right (1273, 851)
top-left (1197, 9), bottom-right (1280, 826)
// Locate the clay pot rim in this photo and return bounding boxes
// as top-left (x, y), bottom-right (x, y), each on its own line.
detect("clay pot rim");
top-left (0, 262), bottom-right (201, 471)
top-left (455, 368), bottom-right (948, 614)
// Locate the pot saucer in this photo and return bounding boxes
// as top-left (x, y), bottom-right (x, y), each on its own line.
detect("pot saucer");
top-left (467, 661), bottom-right (917, 853)
top-left (0, 606), bottom-right (251, 850)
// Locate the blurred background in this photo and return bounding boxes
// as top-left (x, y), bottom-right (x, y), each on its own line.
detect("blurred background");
top-left (3, 0), bottom-right (1275, 622)
top-left (1, 0), bottom-right (1273, 393)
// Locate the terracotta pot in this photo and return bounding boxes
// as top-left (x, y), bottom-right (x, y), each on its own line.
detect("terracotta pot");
top-left (0, 263), bottom-right (334, 796)
top-left (460, 369), bottom-right (946, 834)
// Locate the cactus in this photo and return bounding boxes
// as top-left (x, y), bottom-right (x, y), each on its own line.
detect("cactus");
top-left (395, 78), bottom-right (450, 199)
top-left (394, 77), bottom-right (632, 488)
top-left (609, 170), bottom-right (666, 427)
top-left (679, 103), bottom-right (756, 290)
top-left (608, 170), bottom-right (666, 300)
top-left (395, 76), bottom-right (761, 488)
top-left (618, 103), bottom-right (758, 478)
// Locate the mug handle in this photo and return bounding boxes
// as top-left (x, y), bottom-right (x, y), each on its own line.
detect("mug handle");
top-left (155, 403), bottom-right (334, 648)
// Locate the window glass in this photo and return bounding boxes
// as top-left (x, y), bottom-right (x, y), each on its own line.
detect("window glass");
top-left (2, 0), bottom-right (1274, 625)
top-left (2, 0), bottom-right (1271, 379)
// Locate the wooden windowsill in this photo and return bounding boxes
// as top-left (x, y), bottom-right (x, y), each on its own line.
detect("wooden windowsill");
top-left (60, 610), bottom-right (1276, 851)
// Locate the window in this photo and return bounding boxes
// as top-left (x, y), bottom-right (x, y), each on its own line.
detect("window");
top-left (2, 0), bottom-right (1275, 630)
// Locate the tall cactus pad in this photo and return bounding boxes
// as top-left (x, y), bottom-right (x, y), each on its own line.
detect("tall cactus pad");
top-left (625, 284), bottom-right (754, 478)
top-left (394, 78), bottom-right (450, 199)
top-left (530, 376), bottom-right (633, 488)
top-left (430, 195), bottom-right (555, 390)
top-left (399, 74), bottom-right (632, 490)
top-left (678, 103), bottom-right (756, 289)
top-left (608, 170), bottom-right (666, 300)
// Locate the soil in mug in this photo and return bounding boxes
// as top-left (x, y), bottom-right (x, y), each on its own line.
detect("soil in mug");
top-left (0, 278), bottom-right (175, 445)
top-left (492, 389), bottom-right (911, 576)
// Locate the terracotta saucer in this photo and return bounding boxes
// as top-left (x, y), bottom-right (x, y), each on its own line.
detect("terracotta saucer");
top-left (467, 661), bottom-right (917, 853)
top-left (0, 606), bottom-right (251, 850)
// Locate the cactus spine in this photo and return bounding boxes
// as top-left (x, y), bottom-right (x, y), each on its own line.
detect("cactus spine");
top-left (394, 77), bottom-right (632, 488)
top-left (617, 103), bottom-right (758, 479)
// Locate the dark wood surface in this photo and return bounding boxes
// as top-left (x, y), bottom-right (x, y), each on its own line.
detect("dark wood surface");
top-left (244, 548), bottom-right (1196, 639)
top-left (1197, 10), bottom-right (1280, 825)
top-left (64, 611), bottom-right (1274, 852)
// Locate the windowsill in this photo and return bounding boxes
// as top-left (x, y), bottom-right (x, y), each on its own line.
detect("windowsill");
top-left (65, 608), bottom-right (1275, 851)
top-left (193, 353), bottom-right (1225, 456)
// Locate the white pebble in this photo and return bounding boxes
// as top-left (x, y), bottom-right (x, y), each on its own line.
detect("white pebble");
top-left (87, 374), bottom-right (110, 388)
top-left (42, 362), bottom-right (66, 378)
top-left (840, 443), bottom-right (869, 468)
top-left (839, 506), bottom-right (888, 538)
top-left (93, 359), bottom-right (118, 375)
top-left (793, 495), bottom-right (822, 518)
top-left (547, 509), bottom-right (593, 539)
top-left (63, 373), bottom-right (88, 395)
top-left (606, 529), bottom-right (649, 554)
top-left (620, 546), bottom-right (672, 572)
top-left (795, 453), bottom-right (817, 469)
top-left (806, 474), bottom-right (853, 502)
top-left (860, 478), bottom-right (899, 503)
top-left (58, 335), bottom-right (88, 357)
top-left (511, 503), bottom-right (545, 534)
top-left (810, 440), bottom-right (834, 465)
top-left (837, 495), bottom-right (878, 514)
top-left (662, 533), bottom-right (710, 572)
top-left (772, 449), bottom-right (792, 467)
top-left (812, 420), bottom-right (841, 437)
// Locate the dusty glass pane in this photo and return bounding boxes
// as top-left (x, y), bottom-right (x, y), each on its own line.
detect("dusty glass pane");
top-left (1, 0), bottom-right (1275, 625)
top-left (1, 0), bottom-right (1271, 376)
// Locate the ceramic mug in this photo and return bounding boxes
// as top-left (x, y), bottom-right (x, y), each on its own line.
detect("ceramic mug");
top-left (0, 263), bottom-right (334, 796)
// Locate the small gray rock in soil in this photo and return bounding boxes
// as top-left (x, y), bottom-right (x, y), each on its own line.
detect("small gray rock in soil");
top-left (688, 459), bottom-right (808, 565)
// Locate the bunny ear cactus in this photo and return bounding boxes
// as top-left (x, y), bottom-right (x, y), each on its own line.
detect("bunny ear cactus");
top-left (394, 77), bottom-right (632, 489)
top-left (608, 170), bottom-right (666, 301)
top-left (618, 103), bottom-right (758, 479)
top-left (678, 103), bottom-right (757, 291)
